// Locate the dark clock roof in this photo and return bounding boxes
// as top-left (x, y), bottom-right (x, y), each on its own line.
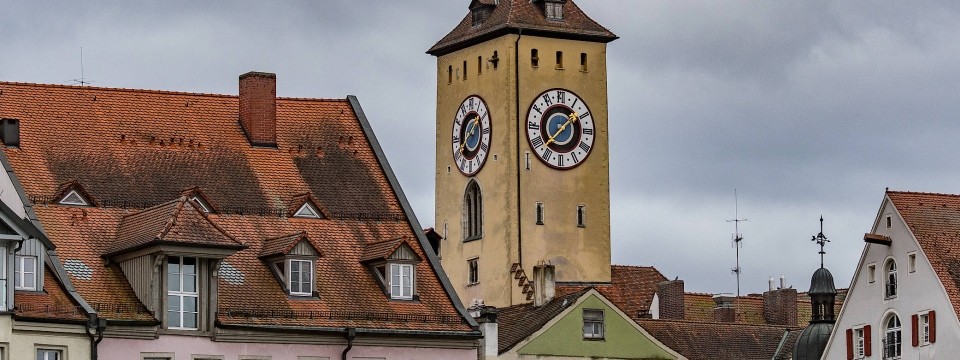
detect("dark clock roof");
top-left (427, 0), bottom-right (618, 56)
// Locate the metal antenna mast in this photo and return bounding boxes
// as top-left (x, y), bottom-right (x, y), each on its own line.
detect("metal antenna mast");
top-left (726, 189), bottom-right (748, 297)
top-left (70, 47), bottom-right (93, 87)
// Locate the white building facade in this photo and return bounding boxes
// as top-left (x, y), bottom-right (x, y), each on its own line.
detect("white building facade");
top-left (823, 191), bottom-right (960, 360)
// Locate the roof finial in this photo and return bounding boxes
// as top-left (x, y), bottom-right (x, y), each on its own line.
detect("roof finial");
top-left (811, 216), bottom-right (830, 268)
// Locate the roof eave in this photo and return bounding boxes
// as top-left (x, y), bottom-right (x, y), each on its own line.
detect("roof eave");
top-left (104, 240), bottom-right (248, 263)
top-left (427, 26), bottom-right (618, 56)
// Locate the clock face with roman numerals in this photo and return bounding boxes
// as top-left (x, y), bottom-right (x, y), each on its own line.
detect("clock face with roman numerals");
top-left (525, 89), bottom-right (595, 170)
top-left (451, 95), bottom-right (492, 176)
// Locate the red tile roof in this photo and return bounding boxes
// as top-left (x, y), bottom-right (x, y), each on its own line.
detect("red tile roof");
top-left (0, 81), bottom-right (474, 332)
top-left (14, 268), bottom-right (89, 322)
top-left (637, 319), bottom-right (801, 360)
top-left (259, 231), bottom-right (315, 258)
top-left (428, 0), bottom-right (617, 56)
top-left (557, 264), bottom-right (667, 319)
top-left (886, 190), bottom-right (960, 318)
top-left (496, 288), bottom-right (591, 354)
top-left (108, 196), bottom-right (245, 256)
top-left (359, 237), bottom-right (419, 263)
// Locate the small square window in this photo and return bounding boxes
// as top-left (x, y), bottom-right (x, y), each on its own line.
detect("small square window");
top-left (36, 349), bottom-right (62, 360)
top-left (908, 253), bottom-right (917, 273)
top-left (868, 264), bottom-right (876, 283)
top-left (583, 309), bottom-right (604, 339)
top-left (15, 255), bottom-right (37, 291)
top-left (468, 258), bottom-right (479, 285)
top-left (555, 51), bottom-right (564, 69)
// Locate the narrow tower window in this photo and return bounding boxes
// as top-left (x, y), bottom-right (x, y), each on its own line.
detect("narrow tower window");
top-left (556, 51), bottom-right (563, 69)
top-left (464, 181), bottom-right (483, 241)
top-left (580, 53), bottom-right (588, 72)
top-left (463, 61), bottom-right (468, 80)
top-left (885, 260), bottom-right (897, 299)
top-left (531, 49), bottom-right (539, 67)
top-left (525, 152), bottom-right (531, 170)
top-left (448, 65), bottom-right (453, 84)
top-left (478, 56), bottom-right (483, 75)
top-left (468, 258), bottom-right (479, 285)
top-left (577, 205), bottom-right (586, 227)
top-left (536, 202), bottom-right (545, 225)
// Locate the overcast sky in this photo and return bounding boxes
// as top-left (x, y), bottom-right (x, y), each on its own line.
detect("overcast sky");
top-left (3, 1), bottom-right (959, 296)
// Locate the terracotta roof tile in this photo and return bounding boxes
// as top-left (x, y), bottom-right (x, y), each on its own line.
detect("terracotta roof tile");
top-left (886, 190), bottom-right (960, 318)
top-left (259, 231), bottom-right (315, 258)
top-left (0, 81), bottom-right (472, 332)
top-left (359, 237), bottom-right (419, 263)
top-left (637, 319), bottom-right (799, 360)
top-left (428, 0), bottom-right (617, 55)
top-left (557, 264), bottom-right (666, 320)
top-left (14, 268), bottom-right (88, 322)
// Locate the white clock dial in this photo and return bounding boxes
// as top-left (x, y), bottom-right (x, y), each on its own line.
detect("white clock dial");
top-left (525, 89), bottom-right (595, 170)
top-left (451, 95), bottom-right (492, 176)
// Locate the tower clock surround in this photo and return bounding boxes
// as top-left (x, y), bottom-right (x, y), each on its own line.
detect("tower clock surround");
top-left (451, 95), bottom-right (492, 176)
top-left (525, 88), bottom-right (595, 170)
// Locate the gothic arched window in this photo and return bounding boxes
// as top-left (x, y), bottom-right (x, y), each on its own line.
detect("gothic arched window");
top-left (463, 180), bottom-right (483, 241)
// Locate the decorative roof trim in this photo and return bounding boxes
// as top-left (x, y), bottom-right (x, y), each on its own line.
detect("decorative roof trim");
top-left (348, 96), bottom-right (479, 330)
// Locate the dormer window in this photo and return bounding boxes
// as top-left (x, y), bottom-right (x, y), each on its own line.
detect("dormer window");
top-left (544, 1), bottom-right (564, 20)
top-left (361, 238), bottom-right (422, 301)
top-left (14, 255), bottom-right (37, 291)
top-left (471, 4), bottom-right (493, 26)
top-left (261, 232), bottom-right (321, 297)
top-left (190, 196), bottom-right (212, 213)
top-left (58, 189), bottom-right (89, 206)
top-left (289, 194), bottom-right (325, 219)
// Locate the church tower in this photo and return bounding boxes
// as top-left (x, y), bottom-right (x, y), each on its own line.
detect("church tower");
top-left (428, 0), bottom-right (617, 307)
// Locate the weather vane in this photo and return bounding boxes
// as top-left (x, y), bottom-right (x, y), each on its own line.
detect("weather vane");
top-left (811, 216), bottom-right (830, 268)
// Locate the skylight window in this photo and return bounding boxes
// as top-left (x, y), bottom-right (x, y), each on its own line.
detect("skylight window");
top-left (59, 190), bottom-right (89, 206)
top-left (294, 203), bottom-right (321, 218)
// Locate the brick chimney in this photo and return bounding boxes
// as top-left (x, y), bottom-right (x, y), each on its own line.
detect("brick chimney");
top-left (239, 72), bottom-right (277, 147)
top-left (532, 263), bottom-right (556, 307)
top-left (763, 287), bottom-right (798, 326)
top-left (657, 280), bottom-right (685, 320)
top-left (712, 294), bottom-right (736, 323)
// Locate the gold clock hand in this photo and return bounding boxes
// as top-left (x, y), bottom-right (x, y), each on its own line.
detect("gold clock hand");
top-left (545, 112), bottom-right (578, 145)
top-left (458, 115), bottom-right (482, 153)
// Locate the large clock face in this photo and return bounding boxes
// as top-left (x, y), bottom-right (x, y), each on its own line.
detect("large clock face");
top-left (451, 95), bottom-right (492, 176)
top-left (525, 89), bottom-right (595, 170)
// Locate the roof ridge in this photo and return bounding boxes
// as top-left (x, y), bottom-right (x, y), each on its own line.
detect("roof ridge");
top-left (262, 230), bottom-right (308, 242)
top-left (611, 264), bottom-right (657, 269)
top-left (158, 197), bottom-right (189, 239)
top-left (637, 318), bottom-right (801, 329)
top-left (887, 190), bottom-right (960, 197)
top-left (0, 81), bottom-right (349, 102)
top-left (365, 236), bottom-right (408, 245)
top-left (119, 196), bottom-right (184, 221)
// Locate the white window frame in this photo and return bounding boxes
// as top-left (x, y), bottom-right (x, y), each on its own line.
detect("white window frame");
top-left (583, 309), bottom-right (604, 339)
top-left (868, 264), bottom-right (876, 283)
top-left (15, 255), bottom-right (37, 291)
top-left (36, 348), bottom-right (62, 360)
top-left (389, 263), bottom-right (414, 300)
top-left (885, 259), bottom-right (897, 299)
top-left (883, 315), bottom-right (901, 360)
top-left (294, 203), bottom-right (321, 218)
top-left (854, 327), bottom-right (866, 359)
top-left (167, 256), bottom-right (200, 330)
top-left (545, 2), bottom-right (563, 20)
top-left (288, 259), bottom-right (313, 296)
top-left (920, 313), bottom-right (931, 345)
top-left (908, 252), bottom-right (917, 273)
top-left (58, 189), bottom-right (89, 206)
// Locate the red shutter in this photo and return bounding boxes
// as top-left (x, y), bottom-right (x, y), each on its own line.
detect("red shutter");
top-left (847, 328), bottom-right (854, 360)
top-left (864, 325), bottom-right (872, 356)
top-left (930, 310), bottom-right (937, 343)
top-left (912, 314), bottom-right (920, 346)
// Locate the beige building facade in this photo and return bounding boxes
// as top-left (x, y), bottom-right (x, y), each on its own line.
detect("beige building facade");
top-left (430, 0), bottom-right (617, 308)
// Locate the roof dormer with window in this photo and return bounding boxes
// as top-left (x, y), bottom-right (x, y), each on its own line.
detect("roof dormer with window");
top-left (288, 193), bottom-right (326, 219)
top-left (55, 181), bottom-right (94, 207)
top-left (360, 238), bottom-right (422, 301)
top-left (259, 232), bottom-right (321, 298)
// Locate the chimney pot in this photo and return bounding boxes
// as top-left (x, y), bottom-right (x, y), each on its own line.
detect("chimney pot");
top-left (763, 286), bottom-right (798, 326)
top-left (239, 72), bottom-right (277, 147)
top-left (712, 294), bottom-right (737, 323)
top-left (769, 276), bottom-right (775, 291)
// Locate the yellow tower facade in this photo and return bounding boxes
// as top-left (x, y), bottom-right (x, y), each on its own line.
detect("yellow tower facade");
top-left (428, 0), bottom-right (617, 308)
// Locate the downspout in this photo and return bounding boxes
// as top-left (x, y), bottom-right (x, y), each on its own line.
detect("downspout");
top-left (85, 313), bottom-right (106, 360)
top-left (514, 28), bottom-right (524, 276)
top-left (341, 327), bottom-right (356, 360)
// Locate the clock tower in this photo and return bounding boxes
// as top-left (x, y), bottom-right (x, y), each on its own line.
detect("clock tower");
top-left (428, 0), bottom-right (617, 308)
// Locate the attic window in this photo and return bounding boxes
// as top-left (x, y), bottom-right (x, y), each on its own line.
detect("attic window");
top-left (294, 202), bottom-right (322, 219)
top-left (59, 190), bottom-right (89, 206)
top-left (362, 239), bottom-right (421, 301)
top-left (544, 2), bottom-right (563, 20)
top-left (472, 6), bottom-right (492, 26)
top-left (190, 196), bottom-right (212, 213)
top-left (261, 233), bottom-right (320, 297)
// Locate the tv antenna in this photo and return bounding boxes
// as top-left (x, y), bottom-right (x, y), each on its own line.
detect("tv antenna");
top-left (726, 189), bottom-right (748, 297)
top-left (69, 47), bottom-right (94, 87)
top-left (811, 216), bottom-right (830, 268)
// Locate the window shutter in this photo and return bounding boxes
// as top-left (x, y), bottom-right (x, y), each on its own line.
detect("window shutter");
top-left (930, 310), bottom-right (937, 343)
top-left (846, 328), bottom-right (854, 360)
top-left (864, 325), bottom-right (872, 356)
top-left (912, 314), bottom-right (919, 347)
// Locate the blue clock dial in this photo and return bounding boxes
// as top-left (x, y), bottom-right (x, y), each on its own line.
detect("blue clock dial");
top-left (526, 89), bottom-right (595, 170)
top-left (451, 95), bottom-right (492, 176)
